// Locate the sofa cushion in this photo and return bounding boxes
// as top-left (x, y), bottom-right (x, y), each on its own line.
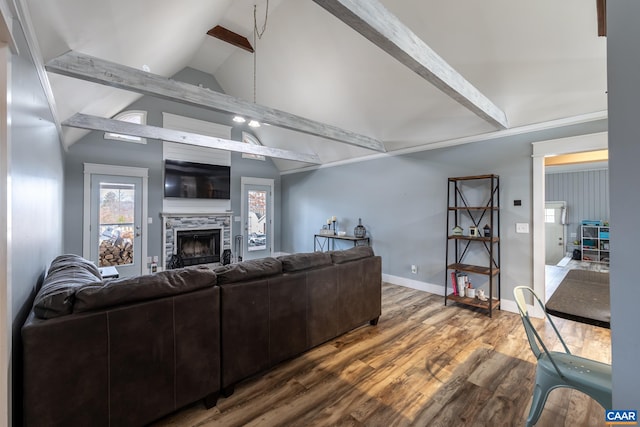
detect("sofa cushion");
top-left (214, 257), bottom-right (282, 284)
top-left (277, 252), bottom-right (332, 273)
top-left (33, 254), bottom-right (103, 319)
top-left (329, 246), bottom-right (375, 264)
top-left (74, 266), bottom-right (217, 313)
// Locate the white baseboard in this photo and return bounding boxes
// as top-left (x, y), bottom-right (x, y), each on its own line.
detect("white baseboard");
top-left (382, 273), bottom-right (444, 295)
top-left (499, 298), bottom-right (518, 314)
top-left (382, 273), bottom-right (517, 314)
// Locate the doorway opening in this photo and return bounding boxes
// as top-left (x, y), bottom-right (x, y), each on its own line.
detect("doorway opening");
top-left (533, 133), bottom-right (608, 315)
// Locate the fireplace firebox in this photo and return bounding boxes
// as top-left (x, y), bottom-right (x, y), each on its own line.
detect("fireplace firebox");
top-left (174, 228), bottom-right (222, 266)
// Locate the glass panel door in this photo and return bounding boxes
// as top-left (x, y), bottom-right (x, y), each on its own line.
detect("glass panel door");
top-left (242, 181), bottom-right (272, 260)
top-left (90, 175), bottom-right (143, 276)
top-left (248, 188), bottom-right (268, 253)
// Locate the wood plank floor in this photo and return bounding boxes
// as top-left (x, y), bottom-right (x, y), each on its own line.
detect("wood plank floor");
top-left (152, 283), bottom-right (611, 427)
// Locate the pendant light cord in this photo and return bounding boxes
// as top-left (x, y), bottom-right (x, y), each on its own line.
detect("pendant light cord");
top-left (254, 0), bottom-right (269, 40)
top-left (253, 1), bottom-right (269, 103)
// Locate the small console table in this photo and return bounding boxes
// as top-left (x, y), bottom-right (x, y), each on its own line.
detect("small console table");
top-left (314, 234), bottom-right (370, 252)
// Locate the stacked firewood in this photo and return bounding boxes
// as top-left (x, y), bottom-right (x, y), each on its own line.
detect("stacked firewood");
top-left (99, 236), bottom-right (133, 266)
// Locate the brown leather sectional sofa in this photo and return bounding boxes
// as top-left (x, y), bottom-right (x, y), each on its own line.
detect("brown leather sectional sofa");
top-left (22, 246), bottom-right (381, 426)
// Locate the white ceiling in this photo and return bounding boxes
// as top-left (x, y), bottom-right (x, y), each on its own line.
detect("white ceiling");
top-left (23, 0), bottom-right (607, 172)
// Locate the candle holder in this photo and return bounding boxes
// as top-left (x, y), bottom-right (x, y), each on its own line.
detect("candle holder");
top-left (332, 220), bottom-right (336, 234)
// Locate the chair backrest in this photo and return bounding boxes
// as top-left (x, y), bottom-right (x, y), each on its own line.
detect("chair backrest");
top-left (513, 286), bottom-right (572, 376)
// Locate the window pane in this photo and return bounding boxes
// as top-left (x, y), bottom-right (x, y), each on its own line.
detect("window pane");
top-left (242, 132), bottom-right (266, 161)
top-left (248, 189), bottom-right (267, 252)
top-left (105, 110), bottom-right (146, 143)
top-left (98, 182), bottom-right (135, 267)
top-left (544, 208), bottom-right (555, 223)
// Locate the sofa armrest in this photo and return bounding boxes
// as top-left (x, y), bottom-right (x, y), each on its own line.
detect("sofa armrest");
top-left (336, 255), bottom-right (382, 334)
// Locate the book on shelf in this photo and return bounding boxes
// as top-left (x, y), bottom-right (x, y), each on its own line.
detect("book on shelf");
top-left (450, 272), bottom-right (458, 295)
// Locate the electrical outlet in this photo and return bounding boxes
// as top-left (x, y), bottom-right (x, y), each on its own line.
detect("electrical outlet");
top-left (516, 223), bottom-right (530, 233)
top-left (411, 265), bottom-right (417, 274)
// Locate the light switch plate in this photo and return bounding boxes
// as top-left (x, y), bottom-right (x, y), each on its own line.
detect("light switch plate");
top-left (516, 223), bottom-right (529, 233)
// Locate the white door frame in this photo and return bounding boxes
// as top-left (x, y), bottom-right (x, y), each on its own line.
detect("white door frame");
top-left (83, 163), bottom-right (148, 274)
top-left (532, 132), bottom-right (607, 317)
top-left (240, 177), bottom-right (274, 259)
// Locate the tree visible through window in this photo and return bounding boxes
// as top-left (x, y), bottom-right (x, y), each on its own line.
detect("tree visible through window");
top-left (248, 189), bottom-right (267, 251)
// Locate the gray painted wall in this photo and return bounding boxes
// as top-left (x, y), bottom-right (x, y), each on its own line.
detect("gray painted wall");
top-left (608, 0), bottom-right (640, 409)
top-left (63, 67), bottom-right (281, 262)
top-left (283, 138), bottom-right (532, 298)
top-left (546, 169), bottom-right (609, 239)
top-left (282, 122), bottom-right (607, 303)
top-left (9, 16), bottom-right (65, 425)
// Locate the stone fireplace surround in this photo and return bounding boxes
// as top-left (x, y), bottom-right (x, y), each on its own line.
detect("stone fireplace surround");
top-left (162, 212), bottom-right (232, 270)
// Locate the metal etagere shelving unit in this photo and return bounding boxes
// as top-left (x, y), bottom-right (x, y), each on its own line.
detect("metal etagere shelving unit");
top-left (444, 174), bottom-right (501, 317)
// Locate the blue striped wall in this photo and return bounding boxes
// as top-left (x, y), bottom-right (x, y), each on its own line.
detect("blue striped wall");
top-left (545, 168), bottom-right (609, 238)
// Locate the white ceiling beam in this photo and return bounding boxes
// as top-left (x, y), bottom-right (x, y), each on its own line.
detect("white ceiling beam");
top-left (46, 51), bottom-right (386, 152)
top-left (313, 0), bottom-right (509, 129)
top-left (63, 113), bottom-right (322, 164)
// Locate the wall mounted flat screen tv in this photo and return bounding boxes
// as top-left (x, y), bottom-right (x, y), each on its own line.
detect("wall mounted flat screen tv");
top-left (164, 159), bottom-right (231, 200)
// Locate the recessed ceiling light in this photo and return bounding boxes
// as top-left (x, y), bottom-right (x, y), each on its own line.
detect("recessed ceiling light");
top-left (233, 116), bottom-right (246, 123)
top-left (248, 120), bottom-right (260, 128)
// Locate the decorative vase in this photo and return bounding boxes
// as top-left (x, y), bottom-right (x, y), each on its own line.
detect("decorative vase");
top-left (354, 218), bottom-right (367, 238)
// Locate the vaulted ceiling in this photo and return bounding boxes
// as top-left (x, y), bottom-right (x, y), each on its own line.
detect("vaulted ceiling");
top-left (23, 0), bottom-right (607, 172)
